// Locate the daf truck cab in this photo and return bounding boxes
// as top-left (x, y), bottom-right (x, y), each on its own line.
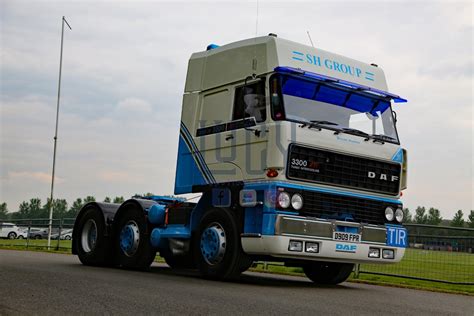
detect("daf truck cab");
top-left (73, 35), bottom-right (408, 284)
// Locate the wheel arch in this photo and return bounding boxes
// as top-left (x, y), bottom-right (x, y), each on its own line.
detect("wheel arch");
top-left (111, 198), bottom-right (157, 236)
top-left (72, 202), bottom-right (119, 254)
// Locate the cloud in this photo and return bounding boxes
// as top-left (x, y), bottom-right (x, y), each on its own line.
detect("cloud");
top-left (98, 171), bottom-right (131, 182)
top-left (117, 98), bottom-right (152, 113)
top-left (0, 1), bottom-right (472, 218)
top-left (7, 171), bottom-right (64, 184)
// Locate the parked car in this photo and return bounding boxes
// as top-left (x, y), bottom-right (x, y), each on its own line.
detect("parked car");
top-left (16, 228), bottom-right (28, 239)
top-left (51, 229), bottom-right (72, 240)
top-left (27, 228), bottom-right (49, 239)
top-left (0, 222), bottom-right (23, 239)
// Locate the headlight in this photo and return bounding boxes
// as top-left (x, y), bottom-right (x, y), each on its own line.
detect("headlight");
top-left (385, 207), bottom-right (394, 221)
top-left (395, 208), bottom-right (404, 223)
top-left (277, 192), bottom-right (291, 208)
top-left (291, 194), bottom-right (303, 210)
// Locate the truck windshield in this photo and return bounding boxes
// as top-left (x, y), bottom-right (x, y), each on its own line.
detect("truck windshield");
top-left (270, 74), bottom-right (400, 143)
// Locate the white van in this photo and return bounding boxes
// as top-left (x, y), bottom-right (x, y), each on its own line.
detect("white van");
top-left (0, 222), bottom-right (22, 239)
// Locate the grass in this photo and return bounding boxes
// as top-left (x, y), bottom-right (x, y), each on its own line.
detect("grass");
top-left (249, 263), bottom-right (474, 295)
top-left (359, 248), bottom-right (474, 284)
top-left (1, 239), bottom-right (472, 295)
top-left (0, 239), bottom-right (73, 252)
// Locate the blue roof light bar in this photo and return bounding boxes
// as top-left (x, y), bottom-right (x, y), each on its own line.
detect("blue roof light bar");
top-left (206, 44), bottom-right (220, 51)
top-left (274, 66), bottom-right (407, 103)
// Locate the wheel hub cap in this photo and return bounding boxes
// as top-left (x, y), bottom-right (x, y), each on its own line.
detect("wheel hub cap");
top-left (120, 221), bottom-right (140, 257)
top-left (200, 223), bottom-right (226, 265)
top-left (81, 219), bottom-right (97, 253)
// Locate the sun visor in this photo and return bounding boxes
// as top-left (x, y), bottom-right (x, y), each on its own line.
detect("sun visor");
top-left (275, 66), bottom-right (407, 103)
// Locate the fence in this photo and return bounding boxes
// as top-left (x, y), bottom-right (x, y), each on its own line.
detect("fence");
top-left (356, 224), bottom-right (474, 285)
top-left (1, 220), bottom-right (473, 284)
top-left (0, 218), bottom-right (75, 250)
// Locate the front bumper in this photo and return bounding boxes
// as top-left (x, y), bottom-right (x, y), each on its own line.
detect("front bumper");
top-left (241, 215), bottom-right (406, 264)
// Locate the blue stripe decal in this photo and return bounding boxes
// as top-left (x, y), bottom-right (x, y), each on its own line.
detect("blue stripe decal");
top-left (180, 122), bottom-right (216, 183)
top-left (174, 135), bottom-right (207, 193)
top-left (180, 123), bottom-right (206, 169)
top-left (245, 181), bottom-right (402, 204)
top-left (180, 127), bottom-right (212, 184)
top-left (179, 132), bottom-right (211, 184)
top-left (391, 148), bottom-right (403, 163)
top-left (182, 125), bottom-right (216, 183)
top-left (275, 210), bottom-right (300, 215)
top-left (291, 51), bottom-right (304, 61)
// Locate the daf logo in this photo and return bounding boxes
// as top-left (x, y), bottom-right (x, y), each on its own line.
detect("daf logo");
top-left (368, 171), bottom-right (399, 182)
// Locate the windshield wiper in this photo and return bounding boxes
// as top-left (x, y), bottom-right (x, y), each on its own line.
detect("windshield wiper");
top-left (370, 134), bottom-right (397, 143)
top-left (310, 120), bottom-right (338, 126)
top-left (337, 127), bottom-right (370, 138)
top-left (299, 120), bottom-right (341, 131)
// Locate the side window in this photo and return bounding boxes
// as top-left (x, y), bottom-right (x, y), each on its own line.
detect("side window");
top-left (199, 89), bottom-right (231, 127)
top-left (233, 80), bottom-right (266, 123)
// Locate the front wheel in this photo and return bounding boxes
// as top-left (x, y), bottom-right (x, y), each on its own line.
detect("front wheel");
top-left (303, 262), bottom-right (354, 285)
top-left (17, 235), bottom-right (24, 240)
top-left (194, 208), bottom-right (250, 280)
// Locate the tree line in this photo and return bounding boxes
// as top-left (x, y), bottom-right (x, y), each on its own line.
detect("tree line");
top-left (1, 199), bottom-right (473, 228)
top-left (0, 196), bottom-right (125, 220)
top-left (403, 207), bottom-right (474, 228)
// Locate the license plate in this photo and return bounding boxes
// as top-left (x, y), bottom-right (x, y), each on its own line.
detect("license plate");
top-left (333, 232), bottom-right (361, 243)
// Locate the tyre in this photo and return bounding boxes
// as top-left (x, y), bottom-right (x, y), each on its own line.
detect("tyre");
top-left (35, 235), bottom-right (41, 240)
top-left (194, 208), bottom-right (250, 280)
top-left (8, 232), bottom-right (17, 239)
top-left (303, 262), bottom-right (354, 285)
top-left (65, 235), bottom-right (72, 240)
top-left (161, 247), bottom-right (195, 269)
top-left (75, 207), bottom-right (113, 266)
top-left (239, 259), bottom-right (254, 273)
top-left (17, 235), bottom-right (24, 240)
top-left (114, 206), bottom-right (156, 270)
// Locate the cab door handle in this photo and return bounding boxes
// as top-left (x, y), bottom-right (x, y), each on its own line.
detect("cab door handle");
top-left (225, 134), bottom-right (234, 141)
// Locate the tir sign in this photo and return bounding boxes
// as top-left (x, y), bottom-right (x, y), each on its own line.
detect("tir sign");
top-left (386, 226), bottom-right (407, 248)
top-left (368, 171), bottom-right (398, 182)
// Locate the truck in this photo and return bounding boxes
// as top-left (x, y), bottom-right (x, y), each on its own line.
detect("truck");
top-left (72, 34), bottom-right (408, 284)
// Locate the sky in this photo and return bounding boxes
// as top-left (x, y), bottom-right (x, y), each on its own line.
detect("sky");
top-left (0, 0), bottom-right (472, 219)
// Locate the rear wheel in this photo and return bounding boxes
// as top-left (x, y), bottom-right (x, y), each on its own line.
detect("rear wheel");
top-left (194, 208), bottom-right (250, 280)
top-left (303, 262), bottom-right (354, 285)
top-left (115, 206), bottom-right (156, 270)
top-left (75, 207), bottom-right (112, 266)
top-left (7, 232), bottom-right (17, 239)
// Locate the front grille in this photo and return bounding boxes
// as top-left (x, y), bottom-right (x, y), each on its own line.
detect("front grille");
top-left (287, 144), bottom-right (401, 195)
top-left (283, 188), bottom-right (400, 226)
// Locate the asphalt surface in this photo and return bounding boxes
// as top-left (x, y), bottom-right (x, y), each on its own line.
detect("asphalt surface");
top-left (0, 250), bottom-right (472, 315)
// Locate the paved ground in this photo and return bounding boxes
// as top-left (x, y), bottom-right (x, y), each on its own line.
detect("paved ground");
top-left (0, 250), bottom-right (472, 315)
